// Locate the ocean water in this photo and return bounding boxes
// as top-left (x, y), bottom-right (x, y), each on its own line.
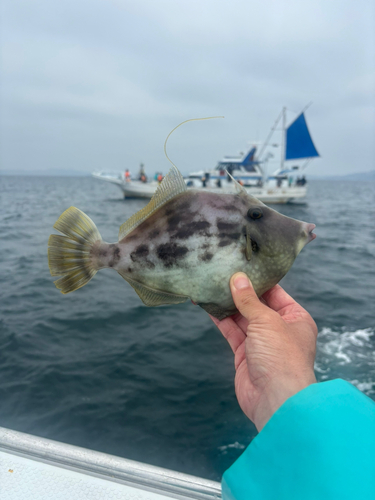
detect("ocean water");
top-left (0, 175), bottom-right (374, 481)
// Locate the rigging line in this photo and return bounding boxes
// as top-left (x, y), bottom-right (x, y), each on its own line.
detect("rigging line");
top-left (300, 101), bottom-right (313, 115)
top-left (286, 102), bottom-right (313, 116)
top-left (302, 159), bottom-right (312, 171)
top-left (258, 108), bottom-right (284, 159)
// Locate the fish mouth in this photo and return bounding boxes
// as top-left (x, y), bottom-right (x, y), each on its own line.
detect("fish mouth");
top-left (303, 223), bottom-right (316, 244)
top-left (295, 222), bottom-right (316, 255)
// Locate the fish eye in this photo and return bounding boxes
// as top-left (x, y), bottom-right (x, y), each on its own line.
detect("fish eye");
top-left (247, 208), bottom-right (263, 220)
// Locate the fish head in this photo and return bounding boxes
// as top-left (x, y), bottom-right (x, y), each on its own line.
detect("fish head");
top-left (240, 192), bottom-right (316, 292)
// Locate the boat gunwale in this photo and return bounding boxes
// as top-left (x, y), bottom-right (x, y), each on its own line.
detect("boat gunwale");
top-left (0, 426), bottom-right (221, 500)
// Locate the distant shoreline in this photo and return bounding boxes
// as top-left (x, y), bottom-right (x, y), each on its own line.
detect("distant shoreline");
top-left (0, 170), bottom-right (91, 177)
top-left (1, 170), bottom-right (374, 181)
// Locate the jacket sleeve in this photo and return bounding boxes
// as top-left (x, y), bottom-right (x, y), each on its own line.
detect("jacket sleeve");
top-left (222, 379), bottom-right (375, 500)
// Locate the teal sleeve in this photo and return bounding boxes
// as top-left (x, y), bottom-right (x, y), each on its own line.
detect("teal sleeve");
top-left (222, 379), bottom-right (375, 500)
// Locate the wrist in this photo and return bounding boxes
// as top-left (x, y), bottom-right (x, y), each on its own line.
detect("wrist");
top-left (252, 372), bottom-right (317, 431)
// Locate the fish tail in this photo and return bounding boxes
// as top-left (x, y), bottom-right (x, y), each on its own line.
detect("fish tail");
top-left (48, 207), bottom-right (102, 294)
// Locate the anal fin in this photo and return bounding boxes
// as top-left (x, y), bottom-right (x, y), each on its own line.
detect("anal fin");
top-left (118, 271), bottom-right (188, 306)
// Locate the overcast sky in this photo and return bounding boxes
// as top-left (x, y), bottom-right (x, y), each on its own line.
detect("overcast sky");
top-left (1, 0), bottom-right (374, 176)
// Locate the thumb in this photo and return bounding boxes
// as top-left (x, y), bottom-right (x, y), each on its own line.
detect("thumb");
top-left (230, 273), bottom-right (264, 321)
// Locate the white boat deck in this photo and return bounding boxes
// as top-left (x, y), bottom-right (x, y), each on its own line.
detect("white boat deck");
top-left (0, 427), bottom-right (221, 500)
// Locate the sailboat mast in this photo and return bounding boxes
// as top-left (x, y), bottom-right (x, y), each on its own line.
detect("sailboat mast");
top-left (280, 106), bottom-right (286, 171)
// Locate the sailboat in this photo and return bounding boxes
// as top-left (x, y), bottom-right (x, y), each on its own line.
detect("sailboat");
top-left (263, 106), bottom-right (320, 187)
top-left (92, 106), bottom-right (320, 204)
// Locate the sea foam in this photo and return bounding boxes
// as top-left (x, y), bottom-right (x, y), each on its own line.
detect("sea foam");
top-left (315, 327), bottom-right (375, 396)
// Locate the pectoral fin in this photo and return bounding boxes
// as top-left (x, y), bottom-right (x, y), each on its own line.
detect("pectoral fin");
top-left (118, 271), bottom-right (188, 306)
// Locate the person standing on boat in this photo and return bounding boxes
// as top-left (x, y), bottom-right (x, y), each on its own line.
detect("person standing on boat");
top-left (124, 169), bottom-right (131, 182)
top-left (211, 273), bottom-right (375, 500)
top-left (138, 163), bottom-right (147, 182)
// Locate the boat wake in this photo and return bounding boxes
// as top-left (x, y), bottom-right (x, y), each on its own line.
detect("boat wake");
top-left (218, 442), bottom-right (246, 456)
top-left (315, 327), bottom-right (375, 397)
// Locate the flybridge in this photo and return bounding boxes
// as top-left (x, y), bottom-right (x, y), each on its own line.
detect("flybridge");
top-left (217, 147), bottom-right (260, 173)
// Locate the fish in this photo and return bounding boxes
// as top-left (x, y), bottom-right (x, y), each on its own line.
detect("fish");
top-left (48, 165), bottom-right (316, 320)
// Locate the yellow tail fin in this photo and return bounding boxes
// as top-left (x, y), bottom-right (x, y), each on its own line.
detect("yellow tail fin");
top-left (48, 207), bottom-right (102, 294)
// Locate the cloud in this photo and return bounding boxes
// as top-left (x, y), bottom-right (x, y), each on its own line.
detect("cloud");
top-left (1, 0), bottom-right (374, 175)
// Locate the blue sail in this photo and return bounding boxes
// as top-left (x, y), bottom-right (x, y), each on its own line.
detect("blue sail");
top-left (285, 113), bottom-right (319, 160)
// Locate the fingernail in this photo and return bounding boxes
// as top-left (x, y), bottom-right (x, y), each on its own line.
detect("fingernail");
top-left (233, 273), bottom-right (250, 290)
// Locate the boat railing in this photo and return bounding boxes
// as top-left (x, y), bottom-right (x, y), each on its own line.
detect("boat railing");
top-left (0, 426), bottom-right (222, 499)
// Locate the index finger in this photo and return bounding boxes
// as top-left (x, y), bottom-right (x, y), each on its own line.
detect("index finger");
top-left (261, 284), bottom-right (297, 313)
top-left (209, 315), bottom-right (246, 354)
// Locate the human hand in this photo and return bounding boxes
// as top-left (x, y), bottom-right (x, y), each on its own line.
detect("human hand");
top-left (211, 273), bottom-right (318, 431)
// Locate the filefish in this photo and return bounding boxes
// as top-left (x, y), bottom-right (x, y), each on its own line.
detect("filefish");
top-left (48, 166), bottom-right (316, 320)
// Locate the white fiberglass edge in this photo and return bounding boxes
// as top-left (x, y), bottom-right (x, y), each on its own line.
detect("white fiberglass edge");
top-left (0, 426), bottom-right (221, 500)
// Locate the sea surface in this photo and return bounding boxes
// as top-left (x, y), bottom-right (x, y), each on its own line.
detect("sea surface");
top-left (0, 175), bottom-right (374, 481)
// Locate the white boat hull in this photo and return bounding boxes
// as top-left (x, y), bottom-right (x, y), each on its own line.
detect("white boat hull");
top-left (92, 173), bottom-right (307, 204)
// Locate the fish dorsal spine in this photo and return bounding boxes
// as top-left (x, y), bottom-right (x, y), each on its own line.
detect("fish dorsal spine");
top-left (118, 165), bottom-right (187, 241)
top-left (226, 170), bottom-right (247, 195)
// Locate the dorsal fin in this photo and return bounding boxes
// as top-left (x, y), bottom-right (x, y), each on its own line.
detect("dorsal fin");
top-left (226, 170), bottom-right (266, 206)
top-left (118, 165), bottom-right (187, 241)
top-left (226, 170), bottom-right (247, 195)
